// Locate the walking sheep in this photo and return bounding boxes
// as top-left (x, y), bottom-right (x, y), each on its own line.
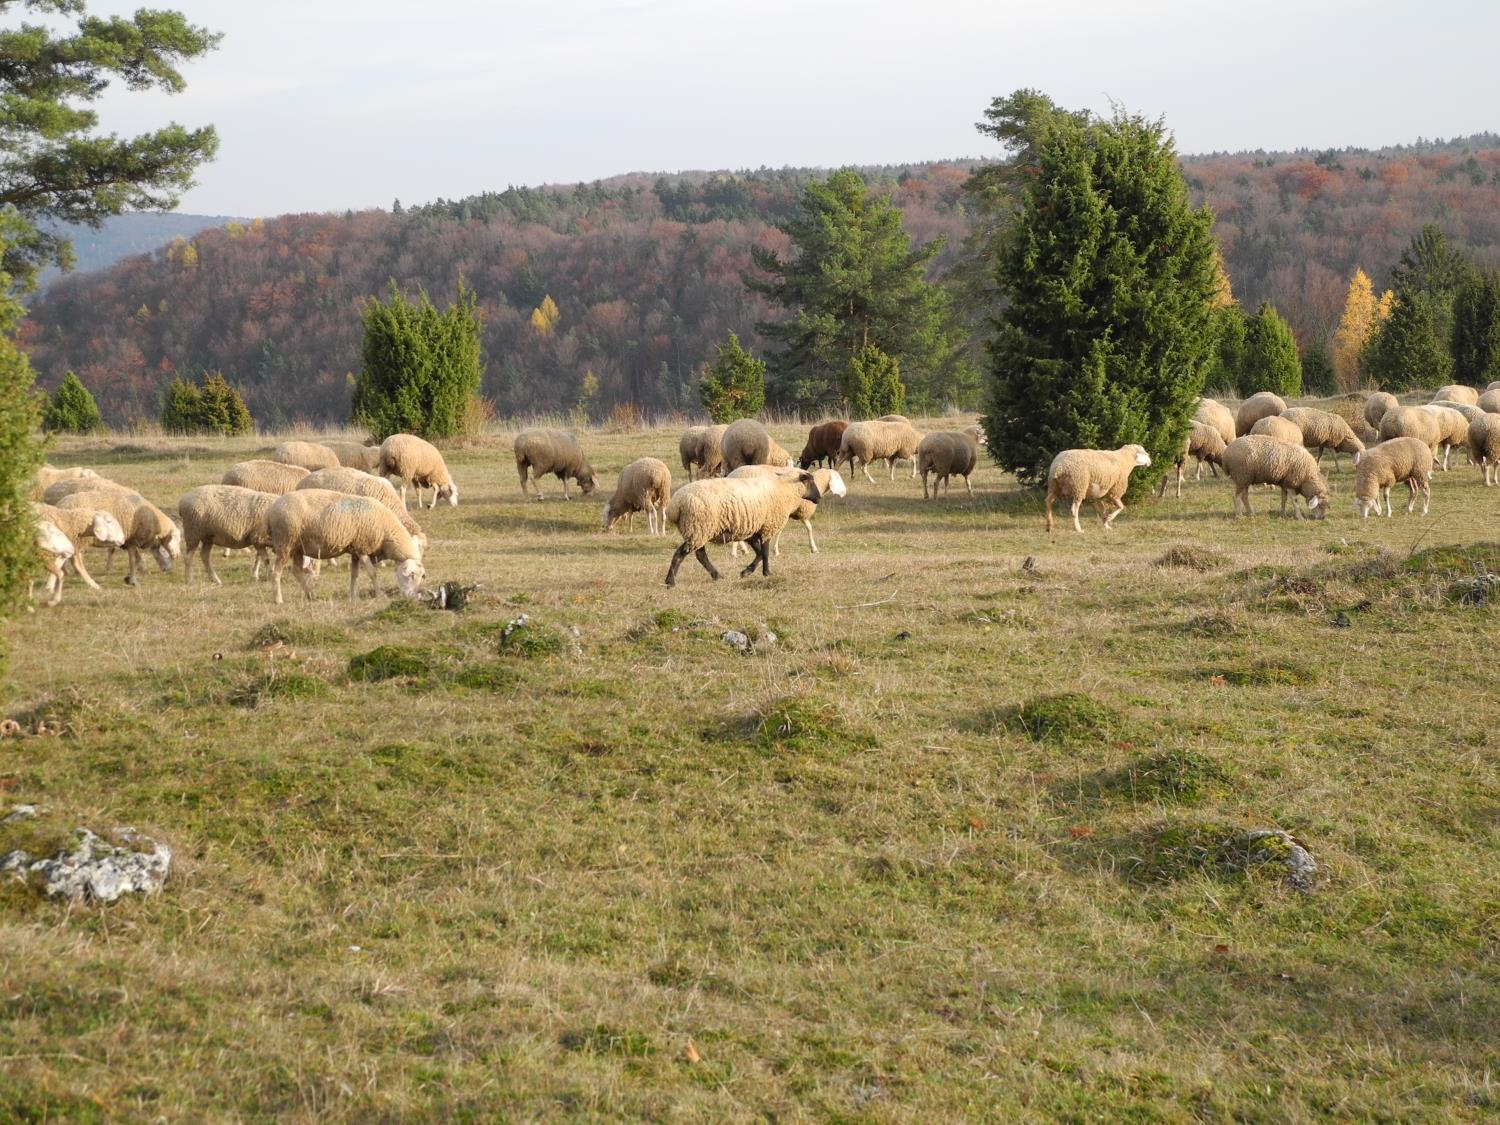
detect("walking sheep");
top-left (222, 460), bottom-right (310, 495)
top-left (1417, 404), bottom-right (1469, 470)
top-left (380, 433), bottom-right (459, 509)
top-left (1159, 421), bottom-right (1228, 499)
top-left (266, 489), bottom-right (425, 605)
top-left (1221, 435), bottom-right (1329, 519)
top-left (727, 465), bottom-right (847, 555)
top-left (31, 503), bottom-right (126, 591)
top-left (1044, 445), bottom-right (1152, 533)
top-left (603, 457), bottom-right (672, 534)
top-left (1279, 407), bottom-right (1367, 470)
top-left (1364, 391), bottom-right (1399, 429)
top-left (298, 467), bottom-right (428, 554)
top-left (1235, 391), bottom-right (1288, 436)
top-left (1378, 406), bottom-right (1444, 463)
top-left (1433, 384), bottom-right (1479, 406)
top-left (320, 440), bottom-right (383, 473)
top-left (837, 418), bottom-right (924, 484)
top-left (513, 428), bottom-right (596, 501)
top-left (55, 489), bottom-right (182, 584)
top-left (1466, 413), bottom-right (1500, 484)
top-left (679, 424), bottom-right (728, 480)
top-left (1250, 414), bottom-right (1305, 446)
top-left (663, 471), bottom-right (823, 586)
top-left (1352, 437), bottom-right (1433, 517)
top-left (178, 485), bottom-right (281, 585)
top-left (917, 428), bottom-right (983, 500)
top-left (721, 418), bottom-right (793, 472)
top-left (272, 441), bottom-right (341, 472)
top-left (798, 420), bottom-right (849, 469)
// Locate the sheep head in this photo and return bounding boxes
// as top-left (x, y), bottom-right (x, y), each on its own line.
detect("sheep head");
top-left (394, 559), bottom-right (425, 599)
top-left (90, 512), bottom-right (126, 548)
top-left (436, 482), bottom-right (459, 507)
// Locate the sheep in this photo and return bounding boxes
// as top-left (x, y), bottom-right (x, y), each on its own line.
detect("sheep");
top-left (1158, 421), bottom-right (1228, 499)
top-left (320, 440), bottom-right (383, 473)
top-left (1044, 444), bottom-right (1151, 533)
top-left (221, 460), bottom-right (310, 495)
top-left (1378, 406), bottom-right (1444, 463)
top-left (720, 418), bottom-right (792, 472)
top-left (271, 440), bottom-right (341, 472)
top-left (1466, 413), bottom-right (1500, 485)
top-left (917, 428), bottom-right (983, 500)
top-left (876, 414), bottom-right (911, 424)
top-left (1250, 414), bottom-right (1305, 446)
top-left (178, 485), bottom-right (281, 585)
top-left (34, 465), bottom-right (98, 496)
top-left (31, 520), bottom-right (75, 607)
top-left (1221, 435), bottom-right (1329, 519)
top-left (1364, 390), bottom-right (1399, 429)
top-left (837, 418), bottom-right (923, 484)
top-left (662, 471), bottom-right (823, 586)
top-left (31, 502), bottom-right (126, 591)
top-left (380, 433), bottom-right (458, 509)
top-left (55, 489), bottom-right (182, 584)
top-left (678, 424), bottom-right (728, 480)
top-left (603, 457), bottom-right (672, 534)
top-left (1279, 407), bottom-right (1366, 471)
top-left (1417, 404), bottom-right (1470, 470)
top-left (1234, 391), bottom-right (1287, 437)
top-left (298, 467), bottom-right (428, 554)
top-left (1352, 437), bottom-right (1433, 517)
top-left (1478, 389), bottom-right (1500, 414)
top-left (1194, 399), bottom-right (1236, 448)
top-left (1433, 384), bottom-right (1479, 406)
top-left (266, 489), bottom-right (425, 605)
top-left (41, 476), bottom-right (133, 506)
top-left (1490, 381), bottom-right (1500, 393)
top-left (513, 428), bottom-right (596, 501)
top-left (727, 465), bottom-right (847, 555)
top-left (798, 420), bottom-right (849, 469)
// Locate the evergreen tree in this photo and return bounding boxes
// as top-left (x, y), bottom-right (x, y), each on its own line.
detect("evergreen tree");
top-left (1301, 342), bottom-right (1335, 395)
top-left (1241, 302), bottom-right (1302, 398)
top-left (42, 371), bottom-right (103, 434)
top-left (353, 281), bottom-right (483, 440)
top-left (840, 345), bottom-right (905, 417)
top-left (1452, 271), bottom-right (1500, 385)
top-left (982, 100), bottom-right (1219, 490)
top-left (158, 376), bottom-right (202, 433)
top-left (697, 332), bottom-right (765, 423)
top-left (1205, 305), bottom-right (1248, 393)
top-left (745, 169), bottom-right (972, 414)
top-left (1389, 224), bottom-right (1472, 353)
top-left (158, 371), bottom-right (251, 434)
top-left (1363, 293), bottom-right (1453, 389)
top-left (0, 220), bottom-right (43, 669)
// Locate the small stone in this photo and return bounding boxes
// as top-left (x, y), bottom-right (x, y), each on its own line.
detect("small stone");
top-left (721, 630), bottom-right (750, 651)
top-left (4, 826), bottom-right (171, 904)
top-left (1, 804), bottom-right (38, 826)
top-left (1243, 829), bottom-right (1317, 892)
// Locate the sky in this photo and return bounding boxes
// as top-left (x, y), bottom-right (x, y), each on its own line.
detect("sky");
top-left (71, 0), bottom-right (1500, 218)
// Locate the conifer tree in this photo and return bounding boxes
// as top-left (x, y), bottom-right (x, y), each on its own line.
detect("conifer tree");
top-left (1452, 271), bottom-right (1500, 386)
top-left (1241, 302), bottom-right (1302, 398)
top-left (42, 371), bottom-right (103, 434)
top-left (1364, 294), bottom-right (1453, 389)
top-left (353, 282), bottom-right (483, 440)
top-left (697, 332), bottom-right (765, 423)
top-left (840, 345), bottom-right (905, 417)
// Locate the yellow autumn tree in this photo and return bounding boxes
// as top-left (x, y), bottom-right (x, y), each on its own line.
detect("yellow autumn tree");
top-left (1375, 289), bottom-right (1395, 323)
top-left (1209, 245), bottom-right (1235, 309)
top-left (1331, 269), bottom-right (1377, 391)
top-left (530, 294), bottom-right (560, 337)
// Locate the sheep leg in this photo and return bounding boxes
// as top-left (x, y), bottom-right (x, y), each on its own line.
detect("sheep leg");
top-left (103, 546), bottom-right (115, 574)
top-left (1071, 499), bottom-right (1084, 534)
top-left (922, 470), bottom-right (931, 500)
top-left (664, 542), bottom-right (692, 587)
top-left (201, 541), bottom-right (224, 586)
top-left (253, 548), bottom-right (269, 581)
top-left (805, 521), bottom-right (817, 553)
top-left (1417, 480), bottom-right (1430, 515)
top-left (70, 550), bottom-right (101, 592)
top-left (1044, 492), bottom-right (1055, 533)
top-left (347, 555), bottom-right (364, 600)
top-left (1382, 486), bottom-right (1392, 517)
top-left (1237, 487), bottom-right (1252, 517)
top-left (963, 474), bottom-right (973, 499)
top-left (860, 458), bottom-right (875, 486)
top-left (125, 546), bottom-right (141, 586)
top-left (772, 530), bottom-right (782, 557)
top-left (366, 556), bottom-right (381, 596)
top-left (561, 474), bottom-right (571, 501)
top-left (1103, 498), bottom-right (1125, 528)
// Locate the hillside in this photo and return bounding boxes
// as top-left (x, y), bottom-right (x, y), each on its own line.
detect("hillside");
top-left (19, 138), bottom-right (1500, 425)
top-left (34, 212), bottom-right (242, 287)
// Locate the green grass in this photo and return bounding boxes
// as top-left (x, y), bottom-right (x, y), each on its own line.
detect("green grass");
top-left (3, 418), bottom-right (1499, 1119)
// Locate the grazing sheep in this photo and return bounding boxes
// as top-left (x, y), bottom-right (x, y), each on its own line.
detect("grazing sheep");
top-left (31, 502), bottom-right (125, 591)
top-left (1378, 406), bottom-right (1444, 463)
top-left (798, 420), bottom-right (849, 469)
top-left (1235, 391), bottom-right (1288, 437)
top-left (876, 414), bottom-right (911, 424)
top-left (178, 485), bottom-right (280, 585)
top-left (266, 489), bottom-right (425, 605)
top-left (603, 457), bottom-right (672, 534)
top-left (272, 440), bottom-right (341, 472)
top-left (1433, 384), bottom-right (1479, 406)
top-left (1250, 414), bottom-right (1305, 446)
top-left (1478, 388), bottom-right (1500, 414)
top-left (31, 520), bottom-right (75, 607)
top-left (728, 465), bottom-right (847, 555)
top-left (917, 428), bottom-right (983, 500)
top-left (1279, 407), bottom-right (1366, 470)
top-left (34, 465), bottom-right (98, 497)
top-left (320, 440), bottom-right (383, 473)
top-left (1194, 399), bottom-right (1236, 448)
top-left (380, 433), bottom-right (458, 509)
top-left (837, 418), bottom-right (924, 484)
top-left (513, 428), bottom-right (596, 501)
top-left (1490, 381), bottom-right (1500, 393)
top-left (1364, 391), bottom-right (1399, 429)
top-left (221, 460), bottom-right (311, 495)
top-left (1044, 445), bottom-right (1151, 533)
top-left (298, 467), bottom-right (428, 554)
top-left (1159, 421), bottom-right (1228, 499)
top-left (678, 424), bottom-right (728, 480)
top-left (1221, 435), bottom-right (1329, 519)
top-left (55, 489), bottom-right (182, 584)
top-left (663, 471), bottom-right (823, 586)
top-left (1466, 413), bottom-right (1500, 485)
top-left (1351, 418), bottom-right (1380, 447)
top-left (41, 476), bottom-right (133, 506)
top-left (1353, 437), bottom-right (1434, 517)
top-left (721, 418), bottom-right (793, 472)
top-left (1417, 404), bottom-right (1470, 470)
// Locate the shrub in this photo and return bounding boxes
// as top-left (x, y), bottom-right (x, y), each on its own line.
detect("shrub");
top-left (41, 371), bottom-right (102, 434)
top-left (698, 331), bottom-right (765, 424)
top-left (0, 273), bottom-right (42, 679)
top-left (840, 344), bottom-right (906, 417)
top-left (1000, 692), bottom-right (1121, 744)
top-left (159, 371), bottom-right (252, 435)
top-left (352, 281), bottom-right (482, 440)
top-left (1241, 302), bottom-right (1302, 398)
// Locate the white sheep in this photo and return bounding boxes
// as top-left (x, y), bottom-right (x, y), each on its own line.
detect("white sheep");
top-left (1352, 437), bottom-right (1433, 517)
top-left (55, 489), bottom-right (182, 584)
top-left (1433, 384), bottom-right (1479, 406)
top-left (221, 460), bottom-right (311, 495)
top-left (1480, 388), bottom-right (1500, 414)
top-left (320, 440), bottom-right (383, 473)
top-left (662, 471), bottom-right (823, 585)
top-left (1364, 391), bottom-right (1400, 429)
top-left (720, 418), bottom-right (793, 472)
top-left (272, 440), bottom-right (341, 471)
top-left (1221, 435), bottom-right (1329, 519)
top-left (1378, 406), bottom-right (1444, 463)
top-left (916, 428), bottom-right (984, 500)
top-left (41, 476), bottom-right (133, 506)
top-left (1159, 421), bottom-right (1228, 499)
top-left (837, 419), bottom-right (924, 484)
top-left (1044, 445), bottom-right (1151, 533)
top-left (34, 465), bottom-right (98, 497)
top-left (727, 465), bottom-right (847, 555)
top-left (31, 502), bottom-right (126, 592)
top-left (379, 434), bottom-right (458, 509)
top-left (514, 428), bottom-right (597, 500)
top-left (1466, 413), bottom-right (1500, 484)
top-left (603, 457), bottom-right (672, 534)
top-left (1418, 403), bottom-right (1470, 470)
top-left (1250, 414), bottom-right (1305, 446)
top-left (31, 520), bottom-right (76, 607)
top-left (678, 424), bottom-right (728, 480)
top-left (1235, 391), bottom-right (1288, 437)
top-left (178, 485), bottom-right (285, 585)
top-left (1194, 399), bottom-right (1236, 448)
top-left (298, 467), bottom-right (428, 554)
top-left (266, 489), bottom-right (425, 605)
top-left (1279, 407), bottom-right (1367, 470)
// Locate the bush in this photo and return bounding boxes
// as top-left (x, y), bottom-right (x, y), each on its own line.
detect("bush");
top-left (352, 281), bottom-right (482, 440)
top-left (41, 371), bottom-right (102, 434)
top-left (0, 271), bottom-right (42, 677)
top-left (840, 345), bottom-right (906, 417)
top-left (698, 331), bottom-right (765, 424)
top-left (159, 371), bottom-right (253, 435)
top-left (1241, 302), bottom-right (1302, 398)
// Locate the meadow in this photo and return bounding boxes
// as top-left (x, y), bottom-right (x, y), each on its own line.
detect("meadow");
top-left (3, 408), bottom-right (1498, 1121)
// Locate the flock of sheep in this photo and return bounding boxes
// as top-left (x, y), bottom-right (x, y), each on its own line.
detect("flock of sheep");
top-left (26, 381), bottom-right (1500, 606)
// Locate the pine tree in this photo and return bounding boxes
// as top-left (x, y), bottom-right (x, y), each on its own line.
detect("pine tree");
top-left (840, 345), bottom-right (905, 417)
top-left (1390, 224), bottom-right (1472, 353)
top-left (1302, 342), bottom-right (1335, 395)
top-left (1332, 269), bottom-right (1378, 391)
top-left (697, 332), bottom-right (766, 423)
top-left (0, 223), bottom-right (43, 663)
top-left (43, 371), bottom-right (103, 434)
top-left (1363, 294), bottom-right (1453, 389)
top-left (1452, 271), bottom-right (1500, 385)
top-left (1242, 302), bottom-right (1302, 398)
top-left (159, 376), bottom-right (203, 433)
top-left (353, 281), bottom-right (483, 440)
top-left (197, 372), bottom-right (252, 435)
top-left (1205, 305), bottom-right (1248, 393)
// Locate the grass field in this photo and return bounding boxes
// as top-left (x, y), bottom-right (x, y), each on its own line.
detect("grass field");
top-left (3, 413), bottom-right (1499, 1121)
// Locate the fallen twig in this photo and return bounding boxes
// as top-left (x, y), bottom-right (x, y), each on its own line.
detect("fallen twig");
top-left (834, 591), bottom-right (900, 610)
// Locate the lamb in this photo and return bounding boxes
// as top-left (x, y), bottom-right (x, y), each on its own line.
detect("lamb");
top-left (1194, 399), bottom-right (1236, 447)
top-left (1364, 390), bottom-right (1399, 429)
top-left (266, 489), bottom-right (425, 605)
top-left (1235, 391), bottom-right (1287, 437)
top-left (798, 420), bottom-right (849, 469)
top-left (662, 471), bottom-right (823, 586)
top-left (1478, 389), bottom-right (1500, 414)
top-left (55, 489), bottom-right (182, 584)
top-left (34, 465), bottom-right (98, 496)
top-left (1158, 421), bottom-right (1228, 499)
top-left (1433, 384), bottom-right (1479, 406)
top-left (380, 433), bottom-right (458, 508)
top-left (1250, 415), bottom-right (1305, 446)
top-left (1352, 437), bottom-right (1433, 517)
top-left (678, 424), bottom-right (728, 480)
top-left (916, 428), bottom-right (984, 500)
top-left (513, 428), bottom-right (596, 501)
top-left (727, 465), bottom-right (847, 555)
top-left (837, 418), bottom-right (924, 484)
top-left (1220, 435), bottom-right (1329, 519)
top-left (603, 457), bottom-right (672, 534)
top-left (320, 440), bottom-right (383, 473)
top-left (178, 485), bottom-right (281, 585)
top-left (272, 440), bottom-right (341, 472)
top-left (720, 418), bottom-right (792, 472)
top-left (1378, 406), bottom-right (1444, 462)
top-left (31, 520), bottom-right (76, 607)
top-left (1044, 444), bottom-right (1151, 533)
top-left (298, 467), bottom-right (428, 554)
top-left (1417, 404), bottom-right (1469, 470)
top-left (1466, 413), bottom-right (1500, 485)
top-left (1279, 407), bottom-right (1366, 470)
top-left (31, 502), bottom-right (126, 591)
top-left (221, 460), bottom-right (310, 495)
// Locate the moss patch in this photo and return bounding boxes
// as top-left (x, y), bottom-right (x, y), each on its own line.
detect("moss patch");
top-left (230, 669), bottom-right (331, 708)
top-left (348, 646), bottom-right (439, 682)
top-left (994, 693), bottom-right (1122, 745)
top-left (1155, 544), bottom-right (1229, 571)
top-left (1076, 749), bottom-right (1236, 806)
top-left (1210, 661), bottom-right (1317, 687)
top-left (1122, 822), bottom-right (1307, 884)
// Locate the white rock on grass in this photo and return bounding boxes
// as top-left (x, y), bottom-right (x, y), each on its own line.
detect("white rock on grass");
top-left (1243, 829), bottom-right (1317, 891)
top-left (2, 826), bottom-right (171, 903)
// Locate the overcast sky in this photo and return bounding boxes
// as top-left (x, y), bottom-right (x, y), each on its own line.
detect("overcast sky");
top-left (77, 0), bottom-right (1500, 218)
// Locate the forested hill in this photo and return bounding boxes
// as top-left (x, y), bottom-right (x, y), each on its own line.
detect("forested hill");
top-left (36, 212), bottom-right (241, 285)
top-left (20, 137), bottom-right (1500, 426)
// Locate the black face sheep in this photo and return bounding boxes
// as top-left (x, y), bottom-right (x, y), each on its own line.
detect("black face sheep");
top-left (837, 419), bottom-right (924, 485)
top-left (1235, 391), bottom-right (1287, 437)
top-left (1158, 421), bottom-right (1228, 499)
top-left (1221, 435), bottom-right (1329, 519)
top-left (222, 460), bottom-right (311, 495)
top-left (662, 471), bottom-right (822, 586)
top-left (1353, 437), bottom-right (1433, 517)
top-left (727, 465), bottom-right (846, 555)
top-left (56, 489), bottom-right (182, 583)
top-left (603, 457), bottom-right (672, 534)
top-left (1433, 384), bottom-right (1479, 406)
top-left (917, 429), bottom-right (983, 500)
top-left (513, 427), bottom-right (596, 500)
top-left (720, 418), bottom-right (793, 472)
top-left (380, 433), bottom-right (459, 509)
top-left (678, 424), bottom-right (728, 480)
top-left (1044, 445), bottom-right (1151, 533)
top-left (272, 441), bottom-right (342, 472)
top-left (1279, 407), bottom-right (1367, 471)
top-left (30, 503), bottom-right (126, 592)
top-left (266, 489), bottom-right (426, 605)
top-left (1466, 413), bottom-right (1500, 485)
top-left (798, 420), bottom-right (849, 469)
top-left (1364, 390), bottom-right (1399, 429)
top-left (1417, 404), bottom-right (1469, 470)
top-left (298, 467), bottom-right (428, 555)
top-left (1194, 399), bottom-right (1236, 448)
